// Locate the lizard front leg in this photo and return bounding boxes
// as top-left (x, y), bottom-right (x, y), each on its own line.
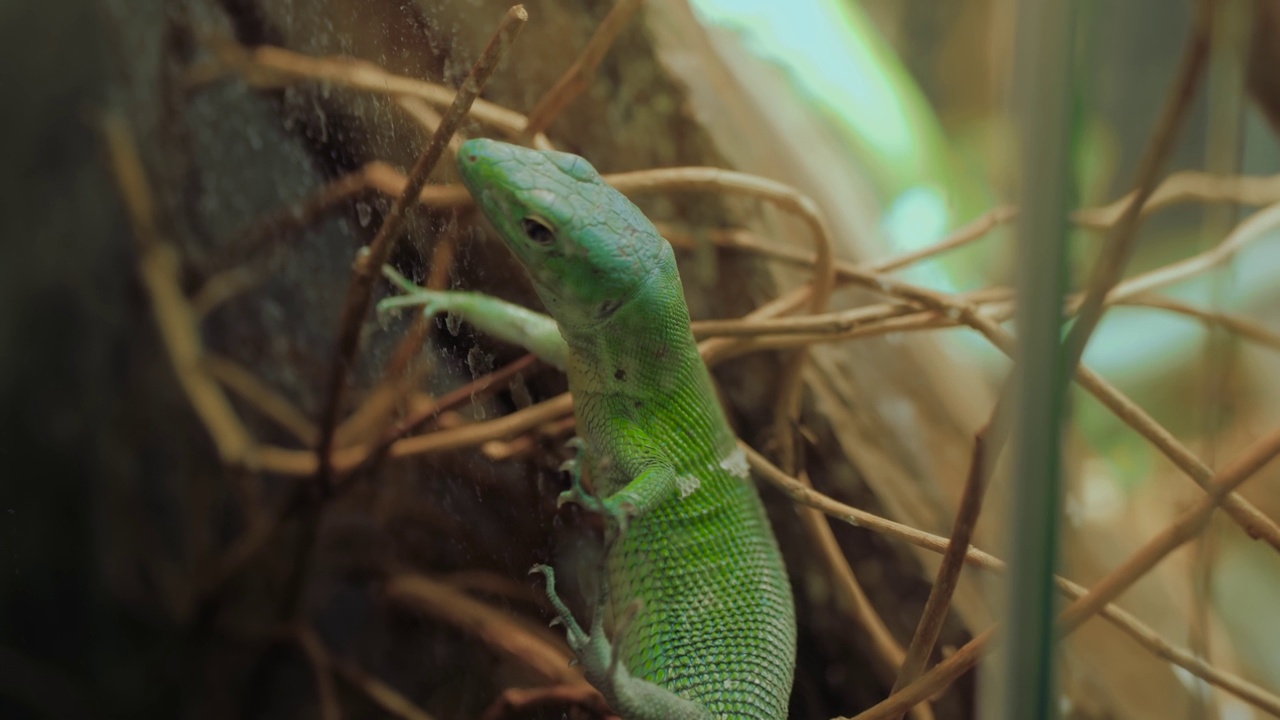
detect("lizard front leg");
top-left (377, 265), bottom-right (568, 370)
top-left (557, 417), bottom-right (697, 535)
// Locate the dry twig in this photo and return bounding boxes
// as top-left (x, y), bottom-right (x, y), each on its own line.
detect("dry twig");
top-left (844, 426), bottom-right (1280, 720)
top-left (312, 5), bottom-right (528, 488)
top-left (739, 444), bottom-right (1280, 718)
top-left (519, 0), bottom-right (645, 140)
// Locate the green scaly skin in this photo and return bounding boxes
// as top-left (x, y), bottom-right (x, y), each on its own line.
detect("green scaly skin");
top-left (381, 138), bottom-right (796, 719)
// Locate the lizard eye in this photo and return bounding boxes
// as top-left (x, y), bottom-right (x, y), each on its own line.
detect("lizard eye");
top-left (520, 217), bottom-right (555, 246)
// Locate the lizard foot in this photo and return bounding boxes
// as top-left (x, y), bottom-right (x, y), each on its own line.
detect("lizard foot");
top-left (527, 563), bottom-right (586, 648)
top-left (376, 265), bottom-right (451, 320)
top-left (556, 438), bottom-right (635, 538)
top-left (558, 485), bottom-right (634, 541)
top-left (529, 564), bottom-right (588, 651)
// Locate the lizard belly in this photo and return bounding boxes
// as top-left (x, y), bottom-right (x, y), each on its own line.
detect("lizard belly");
top-left (608, 472), bottom-right (796, 719)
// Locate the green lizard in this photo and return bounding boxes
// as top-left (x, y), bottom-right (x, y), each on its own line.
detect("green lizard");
top-left (380, 138), bottom-right (796, 719)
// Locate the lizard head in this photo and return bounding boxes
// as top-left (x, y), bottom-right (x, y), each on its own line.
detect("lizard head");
top-left (457, 138), bottom-right (673, 329)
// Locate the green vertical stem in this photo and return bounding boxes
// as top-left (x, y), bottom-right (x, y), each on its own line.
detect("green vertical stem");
top-left (996, 0), bottom-right (1076, 719)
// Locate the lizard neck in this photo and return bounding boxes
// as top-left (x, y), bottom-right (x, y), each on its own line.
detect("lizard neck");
top-left (559, 263), bottom-right (701, 395)
top-left (559, 263), bottom-right (740, 495)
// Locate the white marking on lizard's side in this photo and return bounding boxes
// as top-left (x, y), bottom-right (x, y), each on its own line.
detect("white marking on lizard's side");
top-left (676, 474), bottom-right (701, 498)
top-left (719, 446), bottom-right (750, 479)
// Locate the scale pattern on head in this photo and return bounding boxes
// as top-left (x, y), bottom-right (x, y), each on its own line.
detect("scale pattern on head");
top-left (457, 139), bottom-right (672, 329)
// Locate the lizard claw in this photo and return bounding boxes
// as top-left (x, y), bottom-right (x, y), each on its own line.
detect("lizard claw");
top-left (604, 496), bottom-right (635, 535)
top-left (551, 436), bottom-right (632, 536)
top-left (557, 443), bottom-right (606, 516)
top-left (556, 484), bottom-right (604, 512)
top-left (558, 436), bottom-right (587, 478)
top-left (558, 481), bottom-right (634, 544)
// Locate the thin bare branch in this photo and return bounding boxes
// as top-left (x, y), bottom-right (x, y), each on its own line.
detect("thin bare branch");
top-left (793, 468), bottom-right (935, 720)
top-left (313, 6), bottom-right (527, 487)
top-left (330, 655), bottom-right (438, 720)
top-left (384, 573), bottom-right (585, 686)
top-left (741, 442), bottom-right (1280, 717)
top-left (890, 430), bottom-right (989, 704)
top-left (209, 41), bottom-right (552, 150)
top-left (520, 0), bottom-right (645, 140)
top-left (1116, 295), bottom-right (1280, 351)
top-left (102, 113), bottom-right (255, 465)
top-left (479, 684), bottom-right (616, 720)
top-left (1062, 8), bottom-right (1211, 375)
top-left (293, 626), bottom-right (343, 720)
top-left (845, 425), bottom-right (1280, 720)
top-left (1072, 170), bottom-right (1280, 228)
top-left (205, 354), bottom-right (318, 446)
